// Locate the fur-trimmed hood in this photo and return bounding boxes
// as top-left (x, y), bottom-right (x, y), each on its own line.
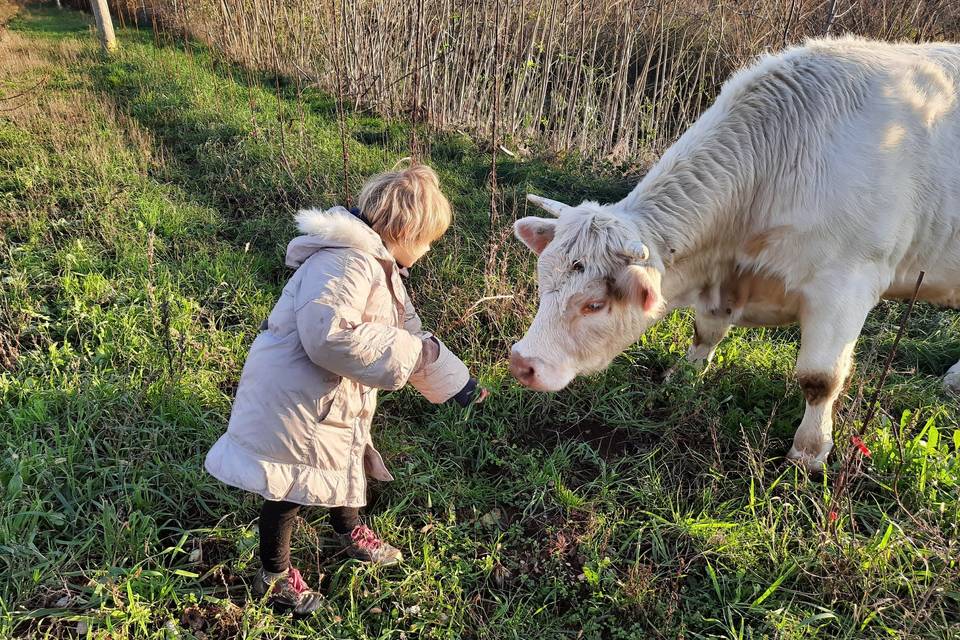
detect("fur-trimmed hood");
top-left (285, 206), bottom-right (394, 268)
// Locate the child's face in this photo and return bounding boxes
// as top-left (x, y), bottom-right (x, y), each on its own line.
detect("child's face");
top-left (388, 240), bottom-right (431, 267)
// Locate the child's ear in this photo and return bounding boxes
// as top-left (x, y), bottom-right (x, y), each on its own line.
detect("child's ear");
top-left (615, 264), bottom-right (662, 313)
top-left (514, 217), bottom-right (557, 255)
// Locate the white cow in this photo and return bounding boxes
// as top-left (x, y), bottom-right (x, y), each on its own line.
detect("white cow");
top-left (509, 36), bottom-right (960, 471)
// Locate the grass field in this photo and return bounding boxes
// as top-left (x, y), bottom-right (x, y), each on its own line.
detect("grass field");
top-left (1, 4), bottom-right (958, 639)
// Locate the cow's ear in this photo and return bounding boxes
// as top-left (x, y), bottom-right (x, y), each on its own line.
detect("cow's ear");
top-left (514, 217), bottom-right (557, 255)
top-left (615, 264), bottom-right (662, 313)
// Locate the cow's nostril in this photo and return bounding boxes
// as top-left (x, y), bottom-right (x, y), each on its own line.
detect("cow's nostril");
top-left (509, 351), bottom-right (538, 385)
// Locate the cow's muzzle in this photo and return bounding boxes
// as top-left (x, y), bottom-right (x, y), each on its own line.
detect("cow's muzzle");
top-left (509, 350), bottom-right (545, 389)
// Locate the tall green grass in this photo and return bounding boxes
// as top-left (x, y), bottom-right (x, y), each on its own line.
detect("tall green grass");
top-left (1, 5), bottom-right (958, 639)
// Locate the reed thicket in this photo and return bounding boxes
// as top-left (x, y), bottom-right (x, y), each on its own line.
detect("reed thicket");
top-left (114, 0), bottom-right (958, 163)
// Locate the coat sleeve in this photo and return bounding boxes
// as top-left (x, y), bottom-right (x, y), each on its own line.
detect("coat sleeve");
top-left (401, 292), bottom-right (430, 339)
top-left (294, 251), bottom-right (424, 390)
top-left (402, 295), bottom-right (471, 404)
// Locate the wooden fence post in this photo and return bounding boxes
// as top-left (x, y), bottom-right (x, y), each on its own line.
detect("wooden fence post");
top-left (89, 0), bottom-right (118, 52)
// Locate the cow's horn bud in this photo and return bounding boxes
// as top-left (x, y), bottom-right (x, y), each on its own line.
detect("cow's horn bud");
top-left (624, 241), bottom-right (650, 263)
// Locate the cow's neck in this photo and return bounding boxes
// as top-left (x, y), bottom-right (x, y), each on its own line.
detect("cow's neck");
top-left (620, 121), bottom-right (761, 308)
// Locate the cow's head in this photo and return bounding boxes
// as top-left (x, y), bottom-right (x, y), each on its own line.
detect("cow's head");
top-left (510, 194), bottom-right (665, 391)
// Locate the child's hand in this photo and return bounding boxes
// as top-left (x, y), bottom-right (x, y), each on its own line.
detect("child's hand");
top-left (451, 379), bottom-right (487, 408)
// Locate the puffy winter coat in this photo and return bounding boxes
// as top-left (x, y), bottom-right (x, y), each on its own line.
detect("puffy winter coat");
top-left (204, 207), bottom-right (470, 506)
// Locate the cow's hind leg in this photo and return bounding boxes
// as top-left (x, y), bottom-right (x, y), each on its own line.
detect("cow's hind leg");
top-left (945, 360), bottom-right (960, 394)
top-left (788, 282), bottom-right (876, 472)
top-left (687, 314), bottom-right (730, 368)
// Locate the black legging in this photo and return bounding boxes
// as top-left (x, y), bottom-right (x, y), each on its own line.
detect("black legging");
top-left (259, 500), bottom-right (360, 573)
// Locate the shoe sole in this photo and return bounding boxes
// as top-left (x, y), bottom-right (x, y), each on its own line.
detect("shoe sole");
top-left (346, 553), bottom-right (403, 566)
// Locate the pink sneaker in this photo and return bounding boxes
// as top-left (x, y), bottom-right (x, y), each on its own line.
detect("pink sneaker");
top-left (338, 524), bottom-right (403, 566)
top-left (253, 567), bottom-right (323, 615)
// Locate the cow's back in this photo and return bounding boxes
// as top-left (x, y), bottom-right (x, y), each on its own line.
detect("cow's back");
top-left (821, 39), bottom-right (960, 293)
top-left (730, 38), bottom-right (960, 292)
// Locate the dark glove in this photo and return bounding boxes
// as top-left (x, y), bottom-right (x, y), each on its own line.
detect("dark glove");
top-left (450, 378), bottom-right (478, 407)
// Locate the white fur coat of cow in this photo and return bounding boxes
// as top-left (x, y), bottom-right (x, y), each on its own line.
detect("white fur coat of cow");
top-left (510, 36), bottom-right (960, 470)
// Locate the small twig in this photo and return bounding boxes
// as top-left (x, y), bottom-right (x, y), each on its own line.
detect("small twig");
top-left (858, 271), bottom-right (925, 434)
top-left (331, 0), bottom-right (352, 206)
top-left (0, 74), bottom-right (50, 102)
top-left (828, 271), bottom-right (924, 533)
top-left (462, 295), bottom-right (514, 317)
top-left (0, 74), bottom-right (51, 112)
top-left (822, 0), bottom-right (839, 35)
top-left (448, 295), bottom-right (515, 331)
top-left (781, 0), bottom-right (798, 46)
top-left (352, 50), bottom-right (451, 107)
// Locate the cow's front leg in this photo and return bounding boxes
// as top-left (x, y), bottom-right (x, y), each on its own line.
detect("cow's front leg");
top-left (687, 314), bottom-right (730, 368)
top-left (662, 313), bottom-right (730, 381)
top-left (788, 285), bottom-right (875, 472)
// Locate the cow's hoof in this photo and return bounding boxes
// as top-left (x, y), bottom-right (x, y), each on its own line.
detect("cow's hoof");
top-left (944, 368), bottom-right (960, 395)
top-left (685, 345), bottom-right (714, 370)
top-left (786, 445), bottom-right (830, 474)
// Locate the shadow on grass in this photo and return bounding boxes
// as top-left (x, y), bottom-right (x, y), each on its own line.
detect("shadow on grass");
top-left (85, 27), bottom-right (636, 232)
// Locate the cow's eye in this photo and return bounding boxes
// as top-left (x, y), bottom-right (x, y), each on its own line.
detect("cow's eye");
top-left (582, 301), bottom-right (606, 314)
top-left (571, 260), bottom-right (584, 273)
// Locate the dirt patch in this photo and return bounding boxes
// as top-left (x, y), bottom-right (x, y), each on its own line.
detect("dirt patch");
top-left (0, 329), bottom-right (19, 372)
top-left (453, 503), bottom-right (522, 530)
top-left (503, 510), bottom-right (593, 583)
top-left (12, 618), bottom-right (77, 640)
top-left (474, 457), bottom-right (509, 478)
top-left (190, 537), bottom-right (243, 588)
top-left (178, 602), bottom-right (242, 639)
top-left (192, 537), bottom-right (235, 566)
top-left (520, 417), bottom-right (646, 460)
top-left (469, 510), bottom-right (596, 630)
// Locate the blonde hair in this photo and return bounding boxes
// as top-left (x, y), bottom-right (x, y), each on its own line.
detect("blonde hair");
top-left (358, 161), bottom-right (452, 247)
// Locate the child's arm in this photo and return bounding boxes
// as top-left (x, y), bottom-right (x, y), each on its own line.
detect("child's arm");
top-left (402, 296), bottom-right (483, 406)
top-left (294, 252), bottom-right (433, 390)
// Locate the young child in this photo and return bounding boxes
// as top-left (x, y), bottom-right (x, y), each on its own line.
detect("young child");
top-left (204, 163), bottom-right (486, 615)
